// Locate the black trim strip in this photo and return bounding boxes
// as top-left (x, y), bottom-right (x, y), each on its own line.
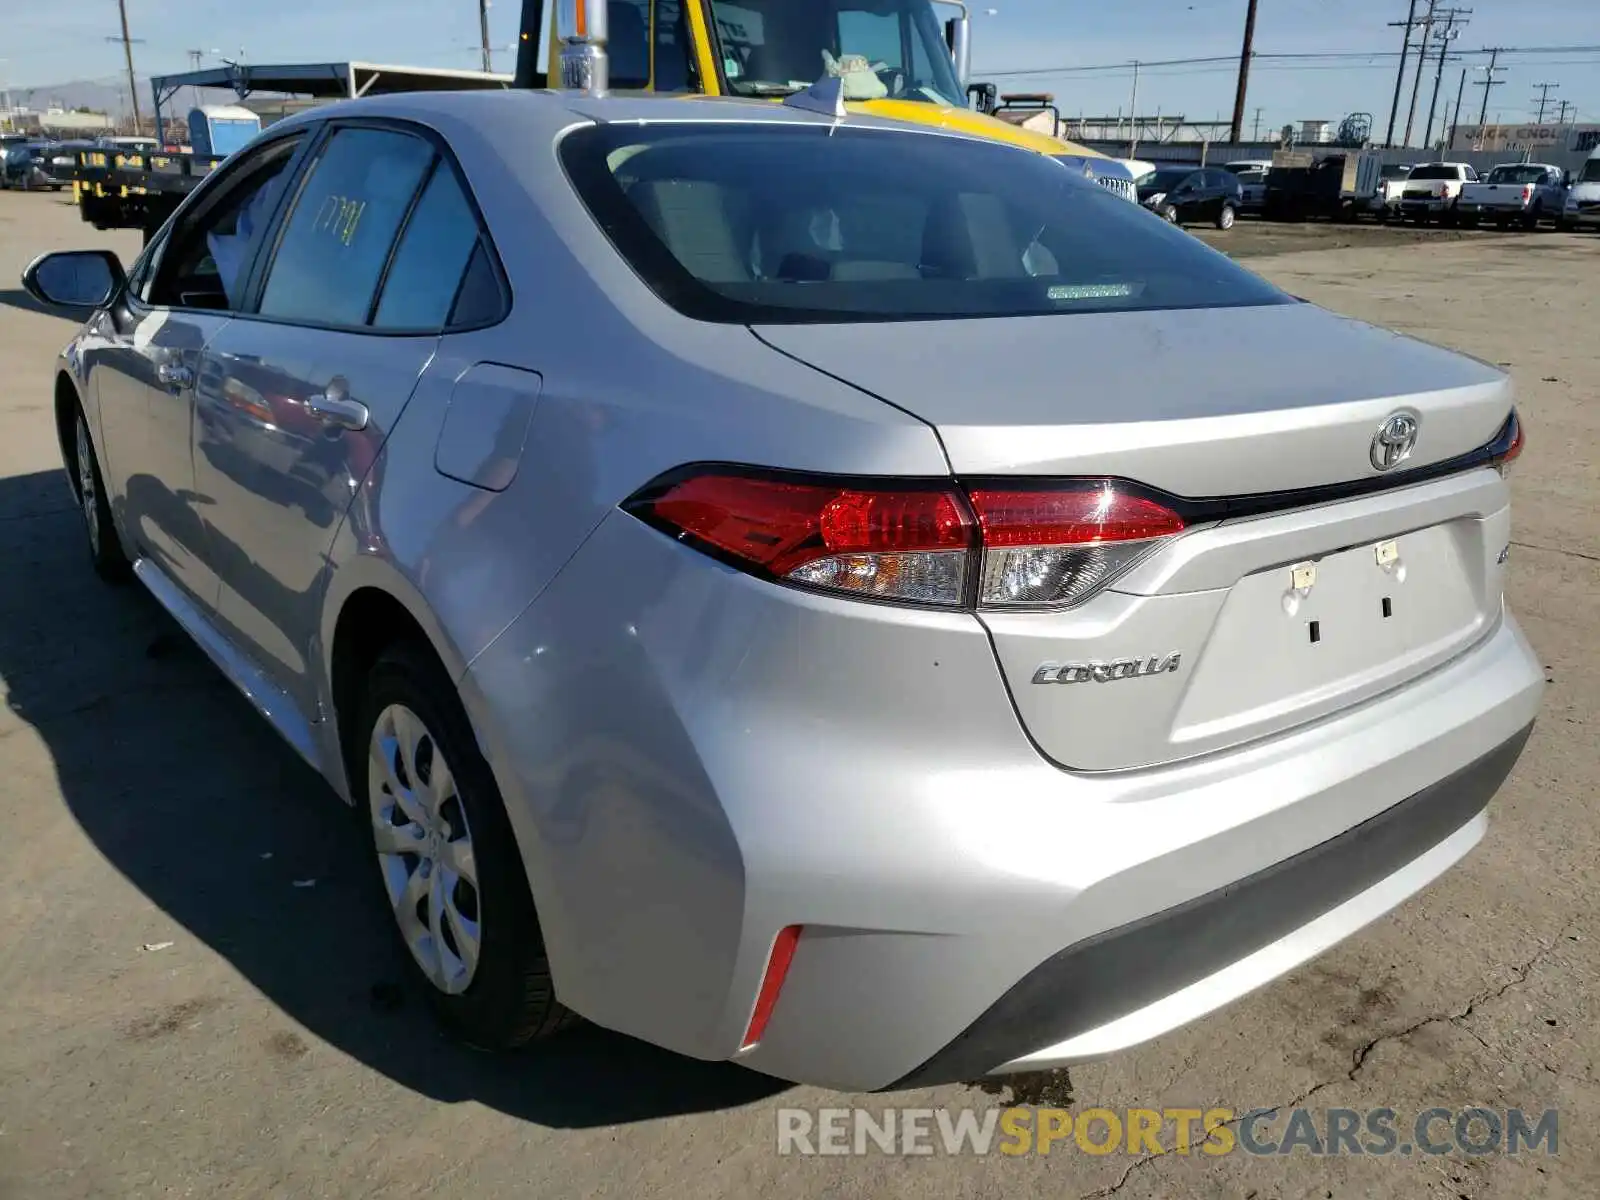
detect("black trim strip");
top-left (959, 409), bottom-right (1520, 525)
top-left (888, 721), bottom-right (1535, 1090)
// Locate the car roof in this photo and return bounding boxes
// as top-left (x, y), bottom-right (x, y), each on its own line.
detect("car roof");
top-left (268, 87), bottom-right (1022, 153)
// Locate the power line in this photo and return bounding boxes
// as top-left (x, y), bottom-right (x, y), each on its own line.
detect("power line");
top-left (976, 43), bottom-right (1600, 79)
top-left (1531, 81), bottom-right (1559, 123)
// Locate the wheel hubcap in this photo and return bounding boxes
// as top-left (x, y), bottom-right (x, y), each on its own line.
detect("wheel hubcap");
top-left (368, 704), bottom-right (481, 995)
top-left (75, 420), bottom-right (99, 551)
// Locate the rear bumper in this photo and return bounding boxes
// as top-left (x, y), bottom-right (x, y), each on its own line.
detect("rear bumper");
top-left (894, 722), bottom-right (1531, 1087)
top-left (467, 508), bottom-right (1544, 1091)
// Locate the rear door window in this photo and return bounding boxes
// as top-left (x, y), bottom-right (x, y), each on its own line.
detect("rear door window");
top-left (372, 163), bottom-right (494, 330)
top-left (257, 126), bottom-right (435, 327)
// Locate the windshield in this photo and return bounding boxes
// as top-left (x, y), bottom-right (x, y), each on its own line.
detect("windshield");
top-left (560, 123), bottom-right (1291, 324)
top-left (1136, 167), bottom-right (1192, 191)
top-left (1486, 165), bottom-right (1548, 184)
top-left (1583, 158), bottom-right (1600, 184)
top-left (708, 0), bottom-right (964, 106)
top-left (1222, 163), bottom-right (1267, 177)
top-left (1409, 165), bottom-right (1459, 181)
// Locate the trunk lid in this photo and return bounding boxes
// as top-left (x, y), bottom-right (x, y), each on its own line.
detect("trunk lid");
top-left (755, 302), bottom-right (1516, 771)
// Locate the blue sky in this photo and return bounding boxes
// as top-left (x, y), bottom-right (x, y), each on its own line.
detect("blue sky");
top-left (5, 0), bottom-right (1598, 131)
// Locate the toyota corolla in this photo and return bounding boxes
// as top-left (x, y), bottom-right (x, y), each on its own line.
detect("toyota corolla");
top-left (23, 88), bottom-right (1542, 1091)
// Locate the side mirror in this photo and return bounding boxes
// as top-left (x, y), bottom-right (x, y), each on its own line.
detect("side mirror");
top-left (945, 16), bottom-right (973, 89)
top-left (555, 0), bottom-right (609, 95)
top-left (967, 81), bottom-right (997, 115)
top-left (21, 250), bottom-right (123, 312)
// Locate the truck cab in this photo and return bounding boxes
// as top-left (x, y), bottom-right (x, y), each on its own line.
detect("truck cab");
top-left (517, 0), bottom-right (1113, 167)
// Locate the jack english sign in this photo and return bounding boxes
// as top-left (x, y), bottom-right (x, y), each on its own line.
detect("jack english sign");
top-left (1452, 123), bottom-right (1600, 154)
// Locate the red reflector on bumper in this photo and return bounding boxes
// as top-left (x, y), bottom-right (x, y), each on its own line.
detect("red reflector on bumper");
top-left (743, 925), bottom-right (802, 1049)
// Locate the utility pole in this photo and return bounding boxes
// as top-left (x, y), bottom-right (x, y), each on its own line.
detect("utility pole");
top-left (1252, 106), bottom-right (1264, 142)
top-left (1228, 0), bottom-right (1260, 144)
top-left (1531, 81), bottom-right (1558, 125)
top-left (1474, 48), bottom-right (1505, 131)
top-left (1447, 66), bottom-right (1468, 151)
top-left (109, 0), bottom-right (145, 131)
top-left (1423, 8), bottom-right (1468, 151)
top-left (478, 0), bottom-right (493, 73)
top-left (1403, 0), bottom-right (1438, 147)
top-left (1128, 60), bottom-right (1140, 158)
top-left (1555, 99), bottom-right (1574, 125)
top-left (1385, 0), bottom-right (1420, 147)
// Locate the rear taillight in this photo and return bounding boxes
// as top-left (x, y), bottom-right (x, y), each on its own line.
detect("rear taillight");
top-left (967, 484), bottom-right (1185, 608)
top-left (632, 472), bottom-right (975, 605)
top-left (626, 470), bottom-right (1185, 610)
top-left (1492, 410), bottom-right (1525, 478)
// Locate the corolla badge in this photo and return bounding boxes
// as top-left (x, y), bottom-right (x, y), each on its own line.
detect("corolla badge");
top-left (1032, 653), bottom-right (1182, 685)
top-left (1370, 410), bottom-right (1421, 472)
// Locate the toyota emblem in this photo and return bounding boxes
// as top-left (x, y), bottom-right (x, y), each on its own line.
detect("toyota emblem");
top-left (1370, 411), bottom-right (1420, 472)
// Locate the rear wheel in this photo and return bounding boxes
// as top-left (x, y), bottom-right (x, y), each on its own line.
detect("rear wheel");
top-left (355, 641), bottom-right (575, 1049)
top-left (1523, 204), bottom-right (1543, 231)
top-left (72, 405), bottom-right (131, 583)
top-left (1215, 203), bottom-right (1236, 231)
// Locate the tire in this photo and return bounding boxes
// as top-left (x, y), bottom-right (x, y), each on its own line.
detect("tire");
top-left (1215, 203), bottom-right (1236, 231)
top-left (1523, 205), bottom-right (1542, 231)
top-left (354, 640), bottom-right (576, 1049)
top-left (71, 404), bottom-right (131, 583)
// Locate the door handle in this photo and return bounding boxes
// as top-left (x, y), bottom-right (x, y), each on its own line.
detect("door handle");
top-left (156, 361), bottom-right (194, 388)
top-left (306, 391), bottom-right (370, 432)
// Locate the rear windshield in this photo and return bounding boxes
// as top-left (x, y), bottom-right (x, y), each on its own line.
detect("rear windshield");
top-left (1137, 167), bottom-right (1193, 190)
top-left (1408, 165), bottom-right (1459, 180)
top-left (561, 124), bottom-right (1290, 324)
top-left (1486, 165), bottom-right (1549, 184)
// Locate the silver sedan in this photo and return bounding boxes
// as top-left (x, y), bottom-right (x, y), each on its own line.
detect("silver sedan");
top-left (24, 89), bottom-right (1543, 1091)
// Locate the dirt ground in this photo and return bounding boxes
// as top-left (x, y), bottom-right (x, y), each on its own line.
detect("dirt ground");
top-left (1194, 215), bottom-right (1527, 259)
top-left (0, 192), bottom-right (1596, 1199)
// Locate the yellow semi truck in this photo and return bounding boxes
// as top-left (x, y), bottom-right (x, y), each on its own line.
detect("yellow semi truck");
top-left (515, 0), bottom-right (1137, 198)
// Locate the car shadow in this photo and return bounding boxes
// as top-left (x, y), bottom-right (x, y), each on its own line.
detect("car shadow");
top-left (0, 288), bottom-right (52, 317)
top-left (0, 466), bottom-right (789, 1128)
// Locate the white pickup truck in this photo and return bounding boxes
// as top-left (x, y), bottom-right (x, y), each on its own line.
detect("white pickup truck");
top-left (1456, 163), bottom-right (1570, 229)
top-left (1397, 162), bottom-right (1478, 224)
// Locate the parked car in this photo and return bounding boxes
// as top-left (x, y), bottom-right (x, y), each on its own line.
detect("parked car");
top-left (1398, 162), bottom-right (1478, 224)
top-left (23, 90), bottom-right (1542, 1093)
top-left (0, 141), bottom-right (50, 190)
top-left (1456, 163), bottom-right (1569, 230)
top-left (34, 140), bottom-right (100, 191)
top-left (1136, 165), bottom-right (1245, 229)
top-left (1561, 145), bottom-right (1600, 231)
top-left (1371, 163), bottom-right (1414, 220)
top-left (1221, 159), bottom-right (1273, 213)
